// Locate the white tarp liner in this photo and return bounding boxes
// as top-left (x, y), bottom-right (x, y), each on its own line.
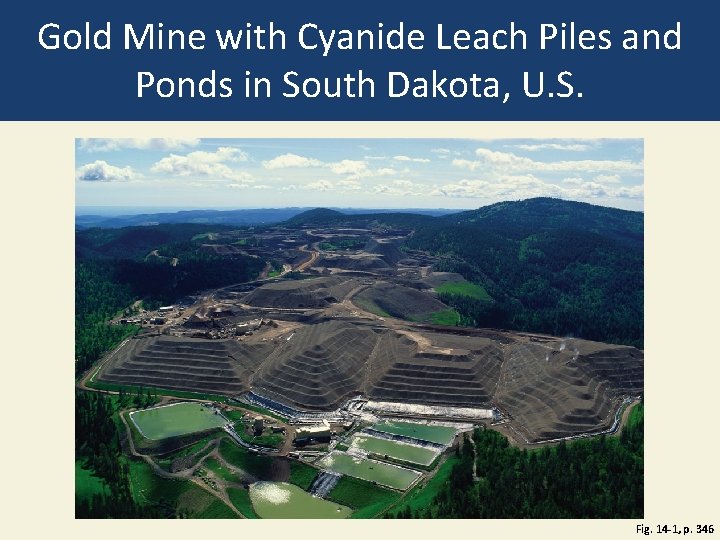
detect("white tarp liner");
top-left (365, 400), bottom-right (494, 420)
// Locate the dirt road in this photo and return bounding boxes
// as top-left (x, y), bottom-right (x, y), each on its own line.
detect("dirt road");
top-left (119, 412), bottom-right (245, 518)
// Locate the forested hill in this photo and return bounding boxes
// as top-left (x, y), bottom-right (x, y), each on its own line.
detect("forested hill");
top-left (404, 198), bottom-right (644, 347)
top-left (75, 224), bottom-right (266, 375)
top-left (76, 223), bottom-right (235, 259)
top-left (288, 199), bottom-right (643, 347)
top-left (435, 198), bottom-right (643, 249)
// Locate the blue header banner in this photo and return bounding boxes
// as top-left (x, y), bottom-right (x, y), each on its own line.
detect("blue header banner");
top-left (2, 1), bottom-right (718, 120)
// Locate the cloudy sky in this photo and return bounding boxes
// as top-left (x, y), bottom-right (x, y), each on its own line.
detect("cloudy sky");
top-left (75, 138), bottom-right (643, 211)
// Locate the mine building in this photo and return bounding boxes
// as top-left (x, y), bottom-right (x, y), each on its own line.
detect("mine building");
top-left (294, 425), bottom-right (332, 444)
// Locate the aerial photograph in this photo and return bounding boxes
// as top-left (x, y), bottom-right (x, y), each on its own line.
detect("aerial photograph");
top-left (75, 138), bottom-right (644, 519)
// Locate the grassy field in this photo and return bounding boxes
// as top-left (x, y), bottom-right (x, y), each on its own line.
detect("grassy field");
top-left (326, 476), bottom-right (401, 519)
top-left (87, 380), bottom-right (231, 403)
top-left (218, 438), bottom-right (273, 478)
top-left (75, 460), bottom-right (109, 501)
top-left (288, 460), bottom-right (318, 490)
top-left (163, 435), bottom-right (216, 460)
top-left (234, 425), bottom-right (285, 449)
top-left (126, 457), bottom-right (236, 518)
top-left (227, 400), bottom-right (288, 422)
top-left (223, 409), bottom-right (246, 422)
top-left (227, 488), bottom-right (259, 518)
top-left (195, 499), bottom-right (239, 519)
top-left (203, 457), bottom-right (244, 483)
top-left (435, 281), bottom-right (491, 301)
top-left (408, 308), bottom-right (461, 326)
top-left (384, 455), bottom-right (460, 517)
top-left (352, 296), bottom-right (392, 318)
top-left (156, 438), bottom-right (215, 472)
top-left (427, 309), bottom-right (461, 325)
top-left (250, 434), bottom-right (284, 448)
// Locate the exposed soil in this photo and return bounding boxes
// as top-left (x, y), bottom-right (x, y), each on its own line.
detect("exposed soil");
top-left (91, 226), bottom-right (643, 445)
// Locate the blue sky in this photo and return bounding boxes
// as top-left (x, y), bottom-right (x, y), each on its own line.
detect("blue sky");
top-left (75, 138), bottom-right (644, 211)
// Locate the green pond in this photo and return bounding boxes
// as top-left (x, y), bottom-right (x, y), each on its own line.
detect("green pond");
top-left (249, 482), bottom-right (351, 519)
top-left (350, 434), bottom-right (439, 466)
top-left (371, 421), bottom-right (457, 445)
top-left (319, 451), bottom-right (421, 490)
top-left (130, 402), bottom-right (227, 440)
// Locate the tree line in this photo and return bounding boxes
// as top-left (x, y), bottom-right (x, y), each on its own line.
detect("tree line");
top-left (75, 260), bottom-right (140, 375)
top-left (410, 225), bottom-right (643, 347)
top-left (387, 402), bottom-right (643, 518)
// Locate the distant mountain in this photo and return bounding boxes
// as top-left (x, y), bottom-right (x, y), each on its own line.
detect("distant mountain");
top-left (75, 208), bottom-right (311, 229)
top-left (403, 198), bottom-right (643, 347)
top-left (75, 223), bottom-right (234, 260)
top-left (283, 208), bottom-right (345, 226)
top-left (75, 198), bottom-right (643, 347)
top-left (75, 207), bottom-right (459, 229)
top-left (437, 198), bottom-right (643, 249)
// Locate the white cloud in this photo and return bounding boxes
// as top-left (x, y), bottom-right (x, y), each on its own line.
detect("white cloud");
top-left (328, 160), bottom-right (368, 176)
top-left (430, 179), bottom-right (491, 198)
top-left (78, 138), bottom-right (201, 152)
top-left (452, 148), bottom-right (643, 174)
top-left (253, 185), bottom-right (273, 190)
top-left (512, 143), bottom-right (592, 152)
top-left (431, 148), bottom-right (451, 154)
top-left (372, 179), bottom-right (428, 197)
top-left (151, 147), bottom-right (250, 180)
top-left (595, 174), bottom-right (622, 184)
top-left (432, 174), bottom-right (643, 201)
top-left (393, 155), bottom-right (431, 163)
top-left (261, 153), bottom-right (400, 180)
top-left (614, 185), bottom-right (644, 198)
top-left (76, 160), bottom-right (138, 182)
top-left (262, 153), bottom-right (324, 169)
top-left (307, 180), bottom-right (334, 191)
top-left (337, 179), bottom-right (363, 190)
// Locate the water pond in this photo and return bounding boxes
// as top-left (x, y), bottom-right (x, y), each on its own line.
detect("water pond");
top-left (350, 434), bottom-right (439, 466)
top-left (318, 451), bottom-right (420, 490)
top-left (249, 482), bottom-right (351, 519)
top-left (130, 402), bottom-right (227, 440)
top-left (371, 420), bottom-right (457, 445)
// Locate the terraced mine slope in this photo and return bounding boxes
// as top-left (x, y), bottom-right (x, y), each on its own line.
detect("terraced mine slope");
top-left (243, 276), bottom-right (358, 308)
top-left (316, 254), bottom-right (391, 271)
top-left (354, 282), bottom-right (450, 321)
top-left (365, 332), bottom-right (502, 407)
top-left (494, 340), bottom-right (643, 442)
top-left (98, 336), bottom-right (270, 394)
top-left (99, 322), bottom-right (643, 442)
top-left (250, 321), bottom-right (380, 410)
top-left (363, 239), bottom-right (405, 265)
